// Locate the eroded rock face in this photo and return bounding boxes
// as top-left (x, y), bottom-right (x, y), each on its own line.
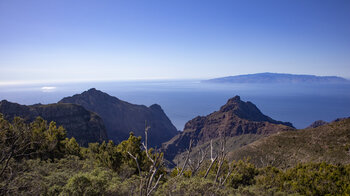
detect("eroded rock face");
top-left (0, 100), bottom-right (107, 146)
top-left (59, 88), bottom-right (178, 147)
top-left (162, 96), bottom-right (294, 161)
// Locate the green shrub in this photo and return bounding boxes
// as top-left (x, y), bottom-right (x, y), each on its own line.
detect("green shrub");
top-left (156, 176), bottom-right (234, 196)
top-left (62, 169), bottom-right (120, 196)
top-left (227, 160), bottom-right (259, 189)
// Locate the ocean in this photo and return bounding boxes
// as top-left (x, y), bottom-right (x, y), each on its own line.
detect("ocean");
top-left (1, 80), bottom-right (350, 130)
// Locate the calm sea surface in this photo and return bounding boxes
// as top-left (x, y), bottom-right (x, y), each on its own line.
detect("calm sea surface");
top-left (1, 80), bottom-right (350, 130)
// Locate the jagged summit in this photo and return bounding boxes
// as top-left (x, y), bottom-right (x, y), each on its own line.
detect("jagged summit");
top-left (149, 104), bottom-right (163, 111)
top-left (73, 88), bottom-right (122, 103)
top-left (220, 96), bottom-right (293, 127)
top-left (85, 88), bottom-right (109, 96)
top-left (59, 89), bottom-right (178, 147)
top-left (88, 87), bottom-right (97, 91)
top-left (226, 95), bottom-right (241, 103)
top-left (162, 96), bottom-right (294, 161)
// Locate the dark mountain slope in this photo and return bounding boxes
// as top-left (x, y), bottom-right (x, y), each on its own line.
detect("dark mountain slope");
top-left (0, 100), bottom-right (107, 146)
top-left (59, 88), bottom-right (178, 147)
top-left (228, 117), bottom-right (350, 168)
top-left (162, 96), bottom-right (294, 161)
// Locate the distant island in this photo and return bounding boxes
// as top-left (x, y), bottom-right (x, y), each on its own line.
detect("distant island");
top-left (203, 72), bottom-right (349, 84)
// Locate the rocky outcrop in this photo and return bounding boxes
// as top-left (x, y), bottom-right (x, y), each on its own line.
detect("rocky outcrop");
top-left (59, 88), bottom-right (178, 147)
top-left (162, 96), bottom-right (294, 161)
top-left (0, 100), bottom-right (107, 146)
top-left (306, 120), bottom-right (328, 129)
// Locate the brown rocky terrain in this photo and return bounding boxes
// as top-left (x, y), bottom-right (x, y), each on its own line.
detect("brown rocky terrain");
top-left (162, 96), bottom-right (294, 161)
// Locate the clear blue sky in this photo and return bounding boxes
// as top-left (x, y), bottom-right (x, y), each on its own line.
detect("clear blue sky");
top-left (0, 0), bottom-right (349, 84)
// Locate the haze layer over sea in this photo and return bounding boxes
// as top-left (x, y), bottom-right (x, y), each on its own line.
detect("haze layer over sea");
top-left (1, 80), bottom-right (350, 130)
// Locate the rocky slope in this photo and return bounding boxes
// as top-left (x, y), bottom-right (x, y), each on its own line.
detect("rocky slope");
top-left (162, 96), bottom-right (294, 161)
top-left (59, 88), bottom-right (178, 147)
top-left (228, 117), bottom-right (350, 168)
top-left (0, 100), bottom-right (107, 146)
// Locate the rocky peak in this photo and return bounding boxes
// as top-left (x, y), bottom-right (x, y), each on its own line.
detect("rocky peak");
top-left (59, 89), bottom-right (178, 147)
top-left (150, 104), bottom-right (163, 111)
top-left (83, 88), bottom-right (119, 100)
top-left (220, 96), bottom-right (244, 110)
top-left (226, 95), bottom-right (241, 104)
top-left (307, 120), bottom-right (328, 129)
top-left (219, 96), bottom-right (291, 126)
top-left (84, 88), bottom-right (107, 97)
top-left (88, 88), bottom-right (97, 92)
top-left (60, 88), bottom-right (123, 110)
top-left (162, 96), bottom-right (294, 161)
top-left (0, 100), bottom-right (17, 107)
top-left (0, 100), bottom-right (9, 104)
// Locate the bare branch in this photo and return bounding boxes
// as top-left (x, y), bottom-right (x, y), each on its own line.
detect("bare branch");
top-left (142, 121), bottom-right (155, 164)
top-left (178, 139), bottom-right (192, 176)
top-left (192, 148), bottom-right (207, 175)
top-left (147, 174), bottom-right (163, 196)
top-left (129, 122), bottom-right (165, 196)
top-left (127, 151), bottom-right (141, 175)
top-left (215, 133), bottom-right (227, 182)
top-left (210, 139), bottom-right (214, 162)
top-left (221, 163), bottom-right (235, 186)
top-left (204, 155), bottom-right (218, 178)
top-left (147, 153), bottom-right (162, 191)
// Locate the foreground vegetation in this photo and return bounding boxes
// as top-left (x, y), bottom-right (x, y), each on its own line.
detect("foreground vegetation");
top-left (1, 114), bottom-right (350, 195)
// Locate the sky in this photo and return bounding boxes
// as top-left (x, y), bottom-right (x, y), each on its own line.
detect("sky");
top-left (0, 0), bottom-right (350, 84)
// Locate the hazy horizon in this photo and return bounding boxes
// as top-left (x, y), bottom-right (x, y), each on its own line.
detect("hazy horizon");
top-left (0, 72), bottom-right (349, 86)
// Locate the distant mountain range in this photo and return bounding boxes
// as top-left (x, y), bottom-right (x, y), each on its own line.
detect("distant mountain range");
top-left (203, 73), bottom-right (349, 84)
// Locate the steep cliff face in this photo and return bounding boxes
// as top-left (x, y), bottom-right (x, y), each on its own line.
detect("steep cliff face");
top-left (0, 100), bottom-right (107, 146)
top-left (162, 96), bottom-right (294, 161)
top-left (59, 88), bottom-right (178, 147)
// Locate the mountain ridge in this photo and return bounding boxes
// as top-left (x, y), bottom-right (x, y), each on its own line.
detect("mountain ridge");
top-left (204, 72), bottom-right (349, 83)
top-left (59, 88), bottom-right (178, 147)
top-left (0, 100), bottom-right (108, 146)
top-left (162, 96), bottom-right (294, 161)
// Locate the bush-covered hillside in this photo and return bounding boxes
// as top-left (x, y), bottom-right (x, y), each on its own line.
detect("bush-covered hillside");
top-left (1, 114), bottom-right (350, 195)
top-left (229, 118), bottom-right (350, 168)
